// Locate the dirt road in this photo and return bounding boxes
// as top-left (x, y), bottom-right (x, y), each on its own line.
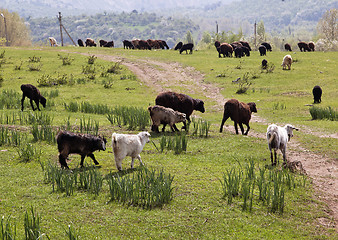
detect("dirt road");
top-left (76, 52), bottom-right (337, 230)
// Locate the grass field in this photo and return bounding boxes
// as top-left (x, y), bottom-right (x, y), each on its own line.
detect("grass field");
top-left (0, 46), bottom-right (337, 239)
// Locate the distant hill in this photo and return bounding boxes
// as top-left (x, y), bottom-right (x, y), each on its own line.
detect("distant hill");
top-left (1, 0), bottom-right (236, 18)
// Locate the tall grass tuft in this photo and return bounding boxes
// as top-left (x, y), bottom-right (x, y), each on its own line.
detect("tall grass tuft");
top-left (107, 167), bottom-right (174, 209)
top-left (156, 134), bottom-right (188, 154)
top-left (191, 118), bottom-right (211, 137)
top-left (220, 168), bottom-right (242, 205)
top-left (65, 225), bottom-right (80, 240)
top-left (107, 106), bottom-right (150, 130)
top-left (0, 89), bottom-right (21, 109)
top-left (309, 106), bottom-right (337, 121)
top-left (79, 117), bottom-right (99, 135)
top-left (31, 123), bottom-right (56, 143)
top-left (0, 127), bottom-right (26, 147)
top-left (0, 215), bottom-right (17, 240)
top-left (16, 142), bottom-right (41, 163)
top-left (24, 206), bottom-right (48, 240)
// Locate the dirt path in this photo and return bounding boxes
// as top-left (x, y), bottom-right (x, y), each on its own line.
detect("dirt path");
top-left (71, 51), bottom-right (337, 230)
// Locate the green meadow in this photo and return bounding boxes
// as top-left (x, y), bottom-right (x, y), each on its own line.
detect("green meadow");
top-left (0, 46), bottom-right (337, 239)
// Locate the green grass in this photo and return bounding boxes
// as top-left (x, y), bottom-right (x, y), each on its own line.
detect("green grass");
top-left (0, 46), bottom-right (336, 239)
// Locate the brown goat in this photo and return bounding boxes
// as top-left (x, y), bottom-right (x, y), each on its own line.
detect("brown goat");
top-left (56, 131), bottom-right (106, 169)
top-left (21, 84), bottom-right (46, 111)
top-left (219, 99), bottom-right (257, 135)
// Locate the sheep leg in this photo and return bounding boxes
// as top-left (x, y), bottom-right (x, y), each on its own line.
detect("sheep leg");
top-left (29, 99), bottom-right (36, 111)
top-left (21, 95), bottom-right (26, 111)
top-left (59, 154), bottom-right (69, 169)
top-left (131, 157), bottom-right (135, 168)
top-left (234, 122), bottom-right (239, 134)
top-left (137, 155), bottom-right (144, 166)
top-left (162, 123), bottom-right (167, 132)
top-left (219, 113), bottom-right (230, 133)
top-left (35, 99), bottom-right (41, 111)
top-left (244, 123), bottom-right (250, 135)
top-left (239, 123), bottom-right (245, 135)
top-left (173, 124), bottom-right (180, 132)
top-left (88, 153), bottom-right (99, 166)
top-left (170, 124), bottom-right (177, 132)
top-left (80, 155), bottom-right (86, 167)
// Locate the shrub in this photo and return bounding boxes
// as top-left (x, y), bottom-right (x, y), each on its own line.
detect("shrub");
top-left (309, 106), bottom-right (337, 121)
top-left (235, 72), bottom-right (253, 94)
top-left (106, 61), bottom-right (122, 74)
top-left (87, 55), bottom-right (97, 64)
top-left (16, 142), bottom-right (41, 162)
top-left (58, 54), bottom-right (74, 65)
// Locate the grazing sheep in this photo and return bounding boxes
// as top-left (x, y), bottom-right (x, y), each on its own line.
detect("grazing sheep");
top-left (174, 42), bottom-right (183, 50)
top-left (148, 105), bottom-right (186, 133)
top-left (155, 91), bottom-right (205, 129)
top-left (78, 39), bottom-right (84, 47)
top-left (242, 46), bottom-right (250, 56)
top-left (112, 132), bottom-right (150, 171)
top-left (281, 54), bottom-right (292, 70)
top-left (180, 43), bottom-right (194, 54)
top-left (219, 99), bottom-right (257, 135)
top-left (266, 124), bottom-right (298, 166)
top-left (56, 131), bottom-right (107, 169)
top-left (234, 47), bottom-right (244, 58)
top-left (312, 85), bottom-right (322, 103)
top-left (103, 41), bottom-right (114, 47)
top-left (158, 40), bottom-right (169, 49)
top-left (297, 41), bottom-right (311, 52)
top-left (214, 41), bottom-right (221, 49)
top-left (48, 37), bottom-right (58, 47)
top-left (261, 42), bottom-right (272, 51)
top-left (20, 84), bottom-right (46, 111)
top-left (258, 45), bottom-right (267, 56)
top-left (99, 39), bottom-right (108, 47)
top-left (123, 40), bottom-right (134, 49)
top-left (240, 41), bottom-right (252, 51)
top-left (308, 42), bottom-right (315, 51)
top-left (85, 38), bottom-right (97, 47)
top-left (284, 43), bottom-right (292, 51)
top-left (262, 59), bottom-right (268, 69)
top-left (217, 43), bottom-right (233, 57)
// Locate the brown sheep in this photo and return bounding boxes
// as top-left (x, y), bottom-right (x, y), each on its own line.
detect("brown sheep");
top-left (56, 131), bottom-right (106, 169)
top-left (297, 41), bottom-right (311, 52)
top-left (284, 43), bottom-right (292, 51)
top-left (217, 43), bottom-right (233, 57)
top-left (99, 39), bottom-right (108, 47)
top-left (180, 43), bottom-right (194, 54)
top-left (219, 99), bottom-right (257, 135)
top-left (21, 84), bottom-right (46, 111)
top-left (155, 91), bottom-right (205, 129)
top-left (85, 38), bottom-right (97, 47)
top-left (148, 105), bottom-right (186, 133)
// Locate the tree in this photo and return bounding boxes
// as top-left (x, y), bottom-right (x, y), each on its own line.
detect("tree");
top-left (185, 31), bottom-right (194, 44)
top-left (201, 31), bottom-right (211, 44)
top-left (257, 20), bottom-right (265, 43)
top-left (317, 8), bottom-right (337, 42)
top-left (0, 9), bottom-right (31, 46)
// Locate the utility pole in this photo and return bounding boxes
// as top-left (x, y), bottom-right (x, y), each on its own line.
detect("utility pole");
top-left (254, 21), bottom-right (257, 51)
top-left (58, 12), bottom-right (64, 46)
top-left (216, 21), bottom-right (219, 41)
top-left (57, 12), bottom-right (76, 46)
top-left (1, 13), bottom-right (8, 46)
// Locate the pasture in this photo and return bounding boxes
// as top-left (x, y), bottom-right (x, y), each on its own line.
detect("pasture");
top-left (0, 46), bottom-right (337, 239)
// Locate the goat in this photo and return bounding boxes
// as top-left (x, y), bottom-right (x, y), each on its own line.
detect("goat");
top-left (281, 54), bottom-right (292, 70)
top-left (56, 131), bottom-right (106, 169)
top-left (266, 124), bottom-right (298, 165)
top-left (20, 84), bottom-right (46, 111)
top-left (112, 132), bottom-right (150, 171)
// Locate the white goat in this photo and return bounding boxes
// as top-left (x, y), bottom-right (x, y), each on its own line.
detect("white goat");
top-left (112, 131), bottom-right (150, 171)
top-left (281, 54), bottom-right (292, 70)
top-left (266, 124), bottom-right (298, 165)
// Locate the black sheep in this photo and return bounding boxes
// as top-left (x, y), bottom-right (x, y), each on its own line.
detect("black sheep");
top-left (123, 40), bottom-right (134, 49)
top-left (262, 59), bottom-right (268, 69)
top-left (78, 39), bottom-right (84, 47)
top-left (214, 41), bottom-right (221, 49)
top-left (259, 45), bottom-right (267, 56)
top-left (174, 42), bottom-right (183, 50)
top-left (240, 41), bottom-right (252, 51)
top-left (285, 43), bottom-right (292, 51)
top-left (219, 99), bottom-right (257, 135)
top-left (312, 85), bottom-right (322, 103)
top-left (155, 91), bottom-right (205, 129)
top-left (21, 84), bottom-right (46, 111)
top-left (261, 42), bottom-right (272, 51)
top-left (234, 47), bottom-right (243, 58)
top-left (99, 39), bottom-right (108, 47)
top-left (180, 43), bottom-right (194, 54)
top-left (298, 42), bottom-right (311, 52)
top-left (56, 131), bottom-right (107, 169)
top-left (103, 41), bottom-right (114, 47)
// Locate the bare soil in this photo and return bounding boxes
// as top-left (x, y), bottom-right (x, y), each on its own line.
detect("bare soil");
top-left (75, 52), bottom-right (338, 231)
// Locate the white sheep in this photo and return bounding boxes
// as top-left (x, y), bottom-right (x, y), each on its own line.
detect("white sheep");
top-left (281, 54), bottom-right (292, 70)
top-left (112, 131), bottom-right (150, 171)
top-left (266, 124), bottom-right (298, 165)
top-left (48, 37), bottom-right (58, 47)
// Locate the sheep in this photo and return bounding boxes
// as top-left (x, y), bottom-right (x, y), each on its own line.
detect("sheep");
top-left (180, 43), bottom-right (194, 54)
top-left (239, 41), bottom-right (252, 51)
top-left (261, 42), bottom-right (272, 51)
top-left (308, 42), bottom-right (315, 51)
top-left (266, 124), bottom-right (299, 166)
top-left (78, 39), bottom-right (84, 47)
top-left (312, 85), bottom-right (322, 103)
top-left (258, 45), bottom-right (267, 56)
top-left (48, 37), bottom-right (58, 47)
top-left (148, 105), bottom-right (186, 133)
top-left (174, 41), bottom-right (183, 50)
top-left (284, 43), bottom-right (292, 51)
top-left (20, 84), bottom-right (46, 111)
top-left (262, 59), bottom-right (268, 69)
top-left (112, 132), bottom-right (150, 171)
top-left (219, 99), bottom-right (257, 135)
top-left (56, 131), bottom-right (107, 169)
top-left (155, 91), bottom-right (205, 129)
top-left (281, 54), bottom-right (292, 70)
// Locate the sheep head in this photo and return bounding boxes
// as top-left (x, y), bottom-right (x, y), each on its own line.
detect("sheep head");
top-left (248, 102), bottom-right (257, 113)
top-left (285, 124), bottom-right (299, 141)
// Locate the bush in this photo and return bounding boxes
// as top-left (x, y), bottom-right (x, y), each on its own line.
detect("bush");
top-left (309, 106), bottom-right (337, 121)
